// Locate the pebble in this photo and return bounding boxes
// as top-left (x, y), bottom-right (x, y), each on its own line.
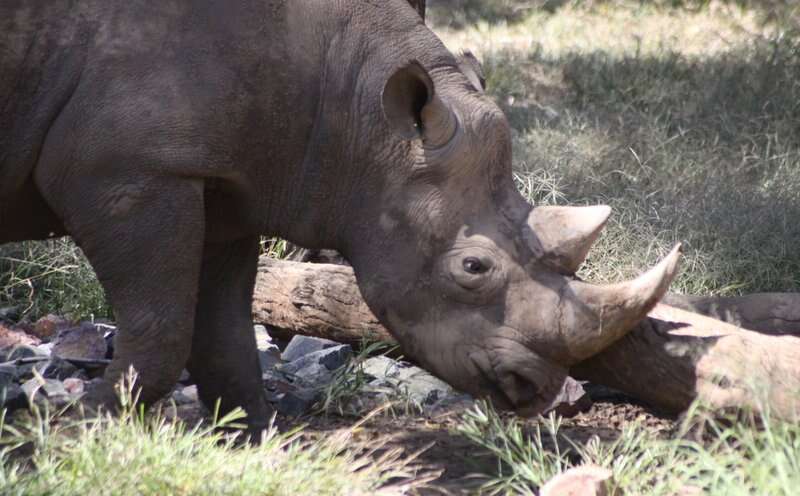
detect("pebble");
top-left (52, 323), bottom-right (108, 361)
top-left (281, 335), bottom-right (341, 362)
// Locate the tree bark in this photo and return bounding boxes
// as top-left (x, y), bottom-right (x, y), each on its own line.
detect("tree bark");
top-left (253, 257), bottom-right (800, 418)
top-left (572, 304), bottom-right (800, 418)
top-left (252, 257), bottom-right (395, 346)
top-left (662, 293), bottom-right (800, 335)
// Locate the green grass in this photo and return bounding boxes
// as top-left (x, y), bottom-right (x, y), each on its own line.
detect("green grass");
top-left (0, 239), bottom-right (110, 322)
top-left (457, 400), bottom-right (800, 495)
top-left (315, 341), bottom-right (426, 418)
top-left (437, 0), bottom-right (800, 295)
top-left (0, 373), bottom-right (430, 496)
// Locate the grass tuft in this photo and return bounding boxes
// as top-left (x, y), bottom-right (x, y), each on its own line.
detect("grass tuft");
top-left (457, 400), bottom-right (800, 495)
top-left (0, 370), bottom-right (430, 496)
top-left (0, 239), bottom-right (110, 322)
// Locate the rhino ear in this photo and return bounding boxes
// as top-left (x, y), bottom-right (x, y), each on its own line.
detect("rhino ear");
top-left (382, 62), bottom-right (458, 147)
top-left (382, 61), bottom-right (434, 140)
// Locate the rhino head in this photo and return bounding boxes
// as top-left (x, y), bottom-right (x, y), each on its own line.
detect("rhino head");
top-left (342, 58), bottom-right (681, 414)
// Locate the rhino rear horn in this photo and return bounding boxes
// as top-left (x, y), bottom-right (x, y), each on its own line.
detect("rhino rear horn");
top-left (382, 61), bottom-right (457, 147)
top-left (526, 205), bottom-right (612, 274)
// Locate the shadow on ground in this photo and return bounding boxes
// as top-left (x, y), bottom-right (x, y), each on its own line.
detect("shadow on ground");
top-left (477, 36), bottom-right (800, 294)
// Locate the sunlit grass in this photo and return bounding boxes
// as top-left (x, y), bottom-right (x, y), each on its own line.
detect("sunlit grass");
top-left (457, 400), bottom-right (800, 495)
top-left (0, 372), bottom-right (430, 496)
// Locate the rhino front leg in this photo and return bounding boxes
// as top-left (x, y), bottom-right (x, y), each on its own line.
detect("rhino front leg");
top-left (187, 236), bottom-right (272, 432)
top-left (48, 176), bottom-right (205, 410)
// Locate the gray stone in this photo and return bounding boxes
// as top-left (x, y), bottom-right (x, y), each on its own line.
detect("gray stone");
top-left (254, 325), bottom-right (279, 351)
top-left (361, 356), bottom-right (455, 407)
top-left (280, 345), bottom-right (352, 375)
top-left (274, 389), bottom-right (319, 417)
top-left (281, 335), bottom-right (341, 362)
top-left (34, 356), bottom-right (78, 380)
top-left (172, 384), bottom-right (199, 405)
top-left (0, 306), bottom-right (19, 323)
top-left (3, 344), bottom-right (46, 362)
top-left (258, 348), bottom-right (282, 373)
top-left (35, 342), bottom-right (55, 355)
top-left (0, 364), bottom-right (16, 388)
top-left (21, 377), bottom-right (68, 401)
top-left (97, 323), bottom-right (117, 358)
top-left (52, 323), bottom-right (108, 361)
top-left (178, 369), bottom-right (192, 384)
top-left (289, 362), bottom-right (333, 387)
top-left (0, 383), bottom-right (25, 410)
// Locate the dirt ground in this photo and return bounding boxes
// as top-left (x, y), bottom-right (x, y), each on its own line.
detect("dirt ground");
top-left (294, 399), bottom-right (677, 495)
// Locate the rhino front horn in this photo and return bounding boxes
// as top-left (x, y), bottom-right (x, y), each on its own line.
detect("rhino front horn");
top-left (557, 243), bottom-right (682, 363)
top-left (527, 205), bottom-right (612, 274)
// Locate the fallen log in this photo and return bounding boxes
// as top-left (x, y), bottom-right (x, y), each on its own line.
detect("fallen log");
top-left (253, 257), bottom-right (800, 418)
top-left (252, 258), bottom-right (395, 346)
top-left (572, 304), bottom-right (800, 417)
top-left (662, 293), bottom-right (800, 335)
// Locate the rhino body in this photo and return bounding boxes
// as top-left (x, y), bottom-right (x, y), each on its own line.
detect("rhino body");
top-left (1, 0), bottom-right (679, 428)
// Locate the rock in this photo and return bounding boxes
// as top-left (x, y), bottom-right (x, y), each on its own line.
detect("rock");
top-left (34, 356), bottom-right (78, 380)
top-left (0, 324), bottom-right (40, 348)
top-left (254, 325), bottom-right (274, 351)
top-left (63, 377), bottom-right (85, 395)
top-left (2, 344), bottom-right (46, 362)
top-left (95, 323), bottom-right (117, 359)
top-left (279, 345), bottom-right (352, 387)
top-left (255, 325), bottom-right (283, 372)
top-left (539, 465), bottom-right (618, 496)
top-left (275, 389), bottom-right (319, 417)
top-left (31, 314), bottom-right (71, 340)
top-left (281, 335), bottom-right (341, 362)
top-left (52, 323), bottom-right (107, 361)
top-left (178, 369), bottom-right (192, 384)
top-left (181, 385), bottom-right (198, 402)
top-left (361, 356), bottom-right (455, 407)
top-left (258, 348), bottom-right (282, 373)
top-left (35, 342), bottom-right (55, 355)
top-left (0, 306), bottom-right (20, 323)
top-left (1, 383), bottom-right (26, 411)
top-left (172, 385), bottom-right (199, 405)
top-left (21, 377), bottom-right (69, 402)
top-left (0, 364), bottom-right (17, 388)
top-left (546, 377), bottom-right (593, 418)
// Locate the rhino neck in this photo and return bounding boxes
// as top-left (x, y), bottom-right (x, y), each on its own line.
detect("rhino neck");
top-left (266, 1), bottom-right (456, 254)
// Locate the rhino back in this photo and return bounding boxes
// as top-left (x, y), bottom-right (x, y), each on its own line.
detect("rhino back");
top-left (2, 0), bottom-right (445, 247)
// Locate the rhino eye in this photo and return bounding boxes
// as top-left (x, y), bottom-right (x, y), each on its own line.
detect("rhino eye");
top-left (463, 257), bottom-right (489, 274)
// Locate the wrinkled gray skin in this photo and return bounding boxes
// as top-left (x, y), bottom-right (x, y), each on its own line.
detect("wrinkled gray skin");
top-left (1, 0), bottom-right (678, 429)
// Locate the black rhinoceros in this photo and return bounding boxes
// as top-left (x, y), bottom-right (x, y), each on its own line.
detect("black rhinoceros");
top-left (0, 0), bottom-right (679, 430)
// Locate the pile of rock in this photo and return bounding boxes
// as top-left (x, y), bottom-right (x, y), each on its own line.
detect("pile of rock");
top-left (1, 313), bottom-right (593, 420)
top-left (0, 315), bottom-right (113, 412)
top-left (258, 332), bottom-right (469, 417)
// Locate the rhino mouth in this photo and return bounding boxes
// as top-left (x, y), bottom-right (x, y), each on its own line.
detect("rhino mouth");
top-left (468, 347), bottom-right (564, 415)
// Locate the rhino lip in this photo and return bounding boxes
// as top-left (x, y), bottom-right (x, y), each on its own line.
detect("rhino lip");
top-left (469, 353), bottom-right (520, 410)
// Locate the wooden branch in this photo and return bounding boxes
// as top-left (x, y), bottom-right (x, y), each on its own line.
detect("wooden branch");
top-left (572, 304), bottom-right (800, 417)
top-left (662, 293), bottom-right (800, 335)
top-left (252, 258), bottom-right (395, 346)
top-left (252, 258), bottom-right (800, 417)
